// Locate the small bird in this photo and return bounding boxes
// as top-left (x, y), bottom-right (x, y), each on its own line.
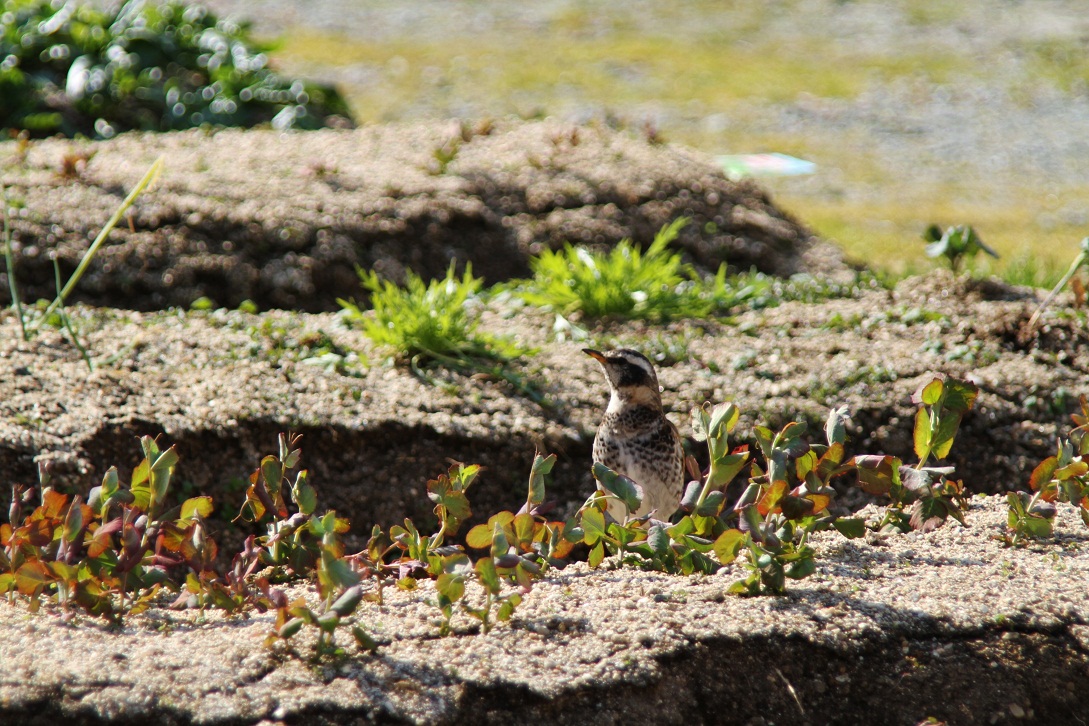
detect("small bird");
top-left (583, 348), bottom-right (684, 521)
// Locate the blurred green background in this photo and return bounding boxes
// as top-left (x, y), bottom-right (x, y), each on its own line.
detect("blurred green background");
top-left (208, 0), bottom-right (1089, 282)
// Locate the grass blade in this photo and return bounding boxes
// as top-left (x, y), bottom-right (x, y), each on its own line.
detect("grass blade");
top-left (34, 156), bottom-right (163, 329)
top-left (52, 258), bottom-right (93, 371)
top-left (2, 188), bottom-right (28, 341)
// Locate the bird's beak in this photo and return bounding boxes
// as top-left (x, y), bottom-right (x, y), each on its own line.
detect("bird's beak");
top-left (582, 348), bottom-right (606, 363)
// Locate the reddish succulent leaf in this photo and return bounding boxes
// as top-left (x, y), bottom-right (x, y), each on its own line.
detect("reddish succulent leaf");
top-left (1029, 457), bottom-right (1059, 499)
top-left (852, 455), bottom-right (898, 496)
top-left (16, 518), bottom-right (55, 548)
top-left (465, 523), bottom-right (493, 550)
top-left (910, 499), bottom-right (948, 532)
top-left (548, 523), bottom-right (576, 559)
top-left (15, 561), bottom-right (51, 596)
top-left (87, 527), bottom-right (116, 558)
top-left (779, 494), bottom-right (815, 520)
top-left (41, 489), bottom-right (69, 519)
top-left (757, 480), bottom-right (788, 516)
top-left (806, 493), bottom-right (832, 514)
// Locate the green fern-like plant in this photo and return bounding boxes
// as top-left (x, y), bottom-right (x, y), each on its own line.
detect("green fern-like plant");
top-left (340, 263), bottom-right (544, 403)
top-left (521, 218), bottom-right (729, 320)
top-left (342, 262), bottom-right (491, 362)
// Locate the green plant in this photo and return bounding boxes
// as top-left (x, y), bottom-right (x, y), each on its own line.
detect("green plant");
top-left (340, 262), bottom-right (544, 404)
top-left (2, 189), bottom-right (26, 340)
top-left (426, 136), bottom-right (461, 175)
top-left (923, 224), bottom-right (998, 273)
top-left (848, 374), bottom-right (976, 533)
top-left (1006, 395), bottom-right (1089, 545)
top-left (519, 218), bottom-right (754, 320)
top-left (369, 453), bottom-right (568, 636)
top-left (1028, 237), bottom-right (1089, 329)
top-left (343, 262), bottom-right (490, 362)
top-left (0, 436), bottom-right (243, 620)
top-left (0, 0), bottom-right (352, 137)
top-left (716, 406), bottom-right (855, 594)
top-left (3, 156), bottom-right (163, 351)
top-left (1001, 251), bottom-right (1067, 290)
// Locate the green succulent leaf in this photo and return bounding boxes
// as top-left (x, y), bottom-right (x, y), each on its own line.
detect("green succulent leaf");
top-left (581, 508), bottom-right (607, 546)
top-left (527, 453), bottom-right (555, 507)
top-left (180, 496), bottom-right (214, 521)
top-left (435, 572), bottom-right (466, 603)
top-left (833, 517), bottom-right (867, 539)
top-left (647, 524), bottom-right (670, 557)
top-left (785, 557), bottom-right (816, 580)
top-left (353, 626), bottom-right (379, 652)
top-left (695, 491), bottom-right (727, 517)
top-left (825, 405), bottom-right (850, 445)
top-left (278, 617), bottom-right (306, 639)
top-left (713, 529), bottom-right (746, 564)
top-left (292, 470), bottom-right (318, 516)
top-left (465, 523), bottom-right (494, 550)
top-left (497, 594), bottom-right (523, 621)
top-left (330, 585), bottom-right (364, 617)
top-left (592, 462), bottom-right (643, 513)
top-left (588, 541), bottom-right (605, 568)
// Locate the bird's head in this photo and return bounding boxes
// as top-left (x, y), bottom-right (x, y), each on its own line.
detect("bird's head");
top-left (583, 348), bottom-right (663, 410)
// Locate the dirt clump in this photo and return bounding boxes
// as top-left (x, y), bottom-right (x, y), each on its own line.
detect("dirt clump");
top-left (0, 120), bottom-right (846, 312)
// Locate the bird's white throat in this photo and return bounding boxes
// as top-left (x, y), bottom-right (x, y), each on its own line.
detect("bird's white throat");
top-left (605, 385), bottom-right (661, 414)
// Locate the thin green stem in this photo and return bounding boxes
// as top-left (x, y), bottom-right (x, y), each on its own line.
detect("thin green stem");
top-left (2, 190), bottom-right (27, 341)
top-left (53, 258), bottom-right (93, 371)
top-left (1029, 244), bottom-right (1089, 329)
top-left (34, 156), bottom-right (163, 329)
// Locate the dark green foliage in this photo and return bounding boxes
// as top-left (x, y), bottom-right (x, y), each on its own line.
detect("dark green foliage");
top-left (0, 0), bottom-right (352, 137)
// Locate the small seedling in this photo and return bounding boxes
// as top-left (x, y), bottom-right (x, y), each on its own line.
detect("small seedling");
top-left (923, 224), bottom-right (998, 273)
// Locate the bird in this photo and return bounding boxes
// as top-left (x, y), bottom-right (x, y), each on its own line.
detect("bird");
top-left (583, 348), bottom-right (684, 522)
